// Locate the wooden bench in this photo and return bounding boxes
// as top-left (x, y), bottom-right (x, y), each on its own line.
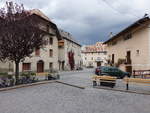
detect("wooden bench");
top-left (133, 70), bottom-right (150, 78)
top-left (36, 72), bottom-right (49, 80)
top-left (36, 72), bottom-right (49, 76)
top-left (124, 77), bottom-right (150, 90)
top-left (92, 75), bottom-right (117, 88)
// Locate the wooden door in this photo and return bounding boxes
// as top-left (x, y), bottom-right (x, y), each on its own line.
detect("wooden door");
top-left (62, 62), bottom-right (65, 70)
top-left (37, 61), bottom-right (44, 73)
top-left (112, 54), bottom-right (114, 64)
top-left (127, 51), bottom-right (131, 64)
top-left (97, 62), bottom-right (101, 67)
top-left (126, 51), bottom-right (132, 73)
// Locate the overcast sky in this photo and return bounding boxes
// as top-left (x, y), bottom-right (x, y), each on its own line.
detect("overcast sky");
top-left (1, 0), bottom-right (150, 45)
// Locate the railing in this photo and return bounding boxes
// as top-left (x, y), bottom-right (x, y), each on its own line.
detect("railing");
top-left (133, 70), bottom-right (150, 78)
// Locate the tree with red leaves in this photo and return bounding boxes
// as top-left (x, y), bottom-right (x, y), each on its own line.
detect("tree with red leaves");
top-left (0, 2), bottom-right (45, 84)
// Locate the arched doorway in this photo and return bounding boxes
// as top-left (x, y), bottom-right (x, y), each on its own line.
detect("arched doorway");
top-left (97, 61), bottom-right (101, 67)
top-left (37, 60), bottom-right (44, 73)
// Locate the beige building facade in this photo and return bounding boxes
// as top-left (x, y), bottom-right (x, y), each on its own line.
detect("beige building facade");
top-left (104, 17), bottom-right (150, 73)
top-left (58, 30), bottom-right (82, 71)
top-left (81, 42), bottom-right (107, 68)
top-left (20, 35), bottom-right (59, 72)
top-left (18, 9), bottom-right (61, 73)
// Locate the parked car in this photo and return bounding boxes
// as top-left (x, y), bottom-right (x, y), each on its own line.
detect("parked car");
top-left (95, 66), bottom-right (131, 79)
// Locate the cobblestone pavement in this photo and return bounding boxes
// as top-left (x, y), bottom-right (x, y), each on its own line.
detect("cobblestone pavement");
top-left (59, 68), bottom-right (93, 87)
top-left (60, 68), bottom-right (150, 93)
top-left (0, 68), bottom-right (150, 113)
top-left (0, 83), bottom-right (150, 113)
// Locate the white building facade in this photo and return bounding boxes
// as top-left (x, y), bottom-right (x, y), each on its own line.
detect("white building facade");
top-left (81, 42), bottom-right (107, 68)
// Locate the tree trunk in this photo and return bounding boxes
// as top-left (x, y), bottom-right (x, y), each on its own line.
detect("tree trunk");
top-left (15, 61), bottom-right (19, 85)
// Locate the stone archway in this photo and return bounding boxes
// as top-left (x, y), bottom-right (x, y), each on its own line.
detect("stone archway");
top-left (37, 60), bottom-right (44, 73)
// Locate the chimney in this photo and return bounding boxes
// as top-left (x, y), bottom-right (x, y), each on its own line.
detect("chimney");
top-left (109, 32), bottom-right (113, 38)
top-left (144, 13), bottom-right (148, 17)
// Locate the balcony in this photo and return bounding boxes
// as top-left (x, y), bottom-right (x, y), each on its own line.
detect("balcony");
top-left (58, 40), bottom-right (64, 47)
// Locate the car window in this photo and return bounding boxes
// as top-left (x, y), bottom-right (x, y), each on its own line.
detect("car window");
top-left (117, 68), bottom-right (123, 73)
top-left (110, 67), bottom-right (122, 73)
top-left (102, 67), bottom-right (109, 72)
top-left (105, 67), bottom-right (114, 72)
top-left (114, 68), bottom-right (120, 72)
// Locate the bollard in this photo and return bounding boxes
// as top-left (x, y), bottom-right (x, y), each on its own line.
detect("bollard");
top-left (93, 81), bottom-right (97, 86)
top-left (126, 83), bottom-right (129, 90)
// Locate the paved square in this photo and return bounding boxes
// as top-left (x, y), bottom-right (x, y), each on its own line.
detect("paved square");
top-left (0, 82), bottom-right (150, 113)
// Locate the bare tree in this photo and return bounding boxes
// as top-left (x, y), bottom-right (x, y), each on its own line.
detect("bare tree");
top-left (0, 2), bottom-right (45, 84)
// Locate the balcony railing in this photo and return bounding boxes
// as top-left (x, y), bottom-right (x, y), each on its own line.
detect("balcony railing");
top-left (58, 40), bottom-right (64, 47)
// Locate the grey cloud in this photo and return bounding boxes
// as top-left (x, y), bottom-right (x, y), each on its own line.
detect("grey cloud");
top-left (0, 0), bottom-right (150, 45)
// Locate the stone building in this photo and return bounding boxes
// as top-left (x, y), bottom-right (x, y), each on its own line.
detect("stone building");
top-left (19, 9), bottom-right (61, 72)
top-left (81, 42), bottom-right (107, 68)
top-left (58, 29), bottom-right (82, 71)
top-left (0, 61), bottom-right (13, 72)
top-left (104, 17), bottom-right (150, 73)
top-left (0, 9), bottom-right (82, 73)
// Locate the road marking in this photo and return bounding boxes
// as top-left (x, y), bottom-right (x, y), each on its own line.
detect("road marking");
top-left (56, 80), bottom-right (85, 89)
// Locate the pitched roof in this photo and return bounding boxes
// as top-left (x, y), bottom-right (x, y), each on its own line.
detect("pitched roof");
top-left (29, 9), bottom-right (61, 40)
top-left (30, 9), bottom-right (50, 22)
top-left (59, 29), bottom-right (81, 46)
top-left (104, 17), bottom-right (150, 44)
top-left (82, 42), bottom-right (106, 53)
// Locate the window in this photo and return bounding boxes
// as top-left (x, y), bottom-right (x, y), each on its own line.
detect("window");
top-left (104, 52), bottom-right (107, 55)
top-left (49, 37), bottom-right (53, 45)
top-left (136, 50), bottom-right (140, 56)
top-left (35, 48), bottom-right (40, 56)
top-left (44, 39), bottom-right (48, 45)
top-left (49, 49), bottom-right (53, 57)
top-left (22, 63), bottom-right (31, 71)
top-left (49, 62), bottom-right (53, 69)
top-left (124, 33), bottom-right (132, 40)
